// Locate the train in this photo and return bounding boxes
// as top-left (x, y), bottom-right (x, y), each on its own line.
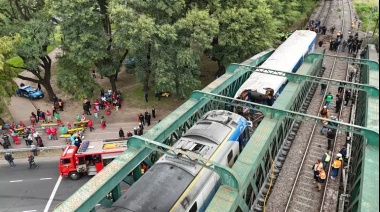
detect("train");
top-left (234, 30), bottom-right (317, 105)
top-left (103, 110), bottom-right (253, 212)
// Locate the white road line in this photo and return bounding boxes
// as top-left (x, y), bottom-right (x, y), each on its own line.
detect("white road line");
top-left (44, 176), bottom-right (62, 212)
top-left (10, 180), bottom-right (23, 183)
top-left (23, 210), bottom-right (37, 212)
top-left (40, 178), bottom-right (52, 180)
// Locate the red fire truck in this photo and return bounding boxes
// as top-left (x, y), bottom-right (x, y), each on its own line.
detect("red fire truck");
top-left (59, 140), bottom-right (128, 180)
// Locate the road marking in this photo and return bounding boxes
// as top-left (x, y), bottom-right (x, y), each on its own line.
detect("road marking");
top-left (44, 176), bottom-right (62, 212)
top-left (10, 180), bottom-right (23, 183)
top-left (23, 210), bottom-right (37, 212)
top-left (40, 178), bottom-right (52, 180)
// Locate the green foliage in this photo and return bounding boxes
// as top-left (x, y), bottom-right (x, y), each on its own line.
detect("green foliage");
top-left (355, 3), bottom-right (379, 33)
top-left (56, 57), bottom-right (99, 100)
top-left (0, 36), bottom-right (19, 99)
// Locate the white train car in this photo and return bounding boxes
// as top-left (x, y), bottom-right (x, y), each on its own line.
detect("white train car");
top-left (234, 30), bottom-right (316, 105)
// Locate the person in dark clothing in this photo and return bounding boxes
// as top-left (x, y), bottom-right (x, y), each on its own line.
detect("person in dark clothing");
top-left (36, 109), bottom-right (41, 123)
top-left (344, 90), bottom-right (351, 106)
top-left (335, 94), bottom-right (343, 113)
top-left (38, 83), bottom-right (41, 91)
top-left (100, 88), bottom-right (104, 97)
top-left (329, 40), bottom-right (335, 51)
top-left (152, 107), bottom-right (156, 118)
top-left (119, 128), bottom-right (125, 139)
top-left (320, 82), bottom-right (327, 94)
top-left (133, 127), bottom-right (138, 135)
top-left (83, 104), bottom-right (91, 115)
top-left (338, 82), bottom-right (345, 94)
top-left (146, 113), bottom-right (151, 126)
top-left (339, 147), bottom-right (347, 161)
top-left (5, 152), bottom-right (15, 168)
top-left (326, 129), bottom-right (336, 150)
top-left (144, 92), bottom-right (148, 102)
top-left (53, 95), bottom-right (58, 106)
top-left (155, 91), bottom-right (161, 101)
top-left (322, 26), bottom-right (327, 35)
top-left (139, 113), bottom-right (145, 126)
top-left (127, 131), bottom-right (133, 137)
top-left (318, 40), bottom-right (323, 47)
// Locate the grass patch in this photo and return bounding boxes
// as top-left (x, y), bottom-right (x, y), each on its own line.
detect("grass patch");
top-left (353, 0), bottom-right (379, 7)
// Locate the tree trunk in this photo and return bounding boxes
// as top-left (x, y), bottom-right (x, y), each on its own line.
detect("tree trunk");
top-left (216, 59), bottom-right (226, 77)
top-left (42, 80), bottom-right (55, 101)
top-left (109, 75), bottom-right (117, 93)
top-left (143, 73), bottom-right (149, 92)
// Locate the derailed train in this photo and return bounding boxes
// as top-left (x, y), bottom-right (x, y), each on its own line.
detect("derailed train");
top-left (103, 110), bottom-right (252, 212)
top-left (234, 30), bottom-right (317, 105)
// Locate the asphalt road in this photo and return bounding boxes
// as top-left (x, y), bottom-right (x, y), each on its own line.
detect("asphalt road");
top-left (0, 157), bottom-right (91, 212)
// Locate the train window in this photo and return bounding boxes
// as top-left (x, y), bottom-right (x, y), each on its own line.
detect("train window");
top-left (189, 202), bottom-right (197, 212)
top-left (227, 150), bottom-right (233, 163)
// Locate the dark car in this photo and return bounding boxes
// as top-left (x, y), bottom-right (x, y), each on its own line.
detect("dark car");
top-left (17, 86), bottom-right (44, 100)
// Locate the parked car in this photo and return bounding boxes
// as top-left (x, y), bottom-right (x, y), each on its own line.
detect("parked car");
top-left (124, 58), bottom-right (136, 68)
top-left (16, 86), bottom-right (44, 100)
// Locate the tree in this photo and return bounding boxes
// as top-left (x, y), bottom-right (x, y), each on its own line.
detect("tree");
top-left (0, 35), bottom-right (19, 99)
top-left (7, 17), bottom-right (57, 100)
top-left (56, 57), bottom-right (99, 100)
top-left (110, 0), bottom-right (218, 97)
top-left (207, 0), bottom-right (279, 77)
top-left (48, 0), bottom-right (128, 93)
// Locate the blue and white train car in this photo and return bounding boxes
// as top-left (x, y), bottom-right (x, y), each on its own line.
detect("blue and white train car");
top-left (103, 110), bottom-right (252, 212)
top-left (234, 30), bottom-right (316, 105)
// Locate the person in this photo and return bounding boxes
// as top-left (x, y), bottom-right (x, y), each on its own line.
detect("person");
top-left (344, 89), bottom-right (351, 106)
top-left (53, 95), bottom-right (58, 106)
top-left (342, 40), bottom-right (347, 52)
top-left (155, 91), bottom-right (161, 101)
top-left (81, 114), bottom-right (86, 122)
top-left (46, 126), bottom-right (52, 140)
top-left (320, 106), bottom-right (329, 119)
top-left (318, 40), bottom-right (323, 47)
top-left (127, 131), bottom-right (133, 137)
top-left (119, 128), bottom-right (125, 139)
top-left (87, 119), bottom-right (94, 132)
top-left (144, 91), bottom-right (148, 102)
top-left (51, 127), bottom-right (58, 140)
top-left (70, 133), bottom-right (76, 145)
top-left (321, 151), bottom-right (331, 170)
top-left (25, 133), bottom-right (33, 146)
top-left (93, 107), bottom-right (98, 118)
top-left (4, 152), bottom-right (15, 168)
top-left (28, 154), bottom-right (39, 169)
top-left (83, 104), bottom-right (91, 115)
top-left (2, 134), bottom-right (11, 149)
top-left (30, 112), bottom-right (37, 126)
top-left (339, 146), bottom-right (347, 161)
top-left (331, 154), bottom-right (343, 179)
top-left (326, 129), bottom-right (336, 150)
top-left (320, 81), bottom-right (327, 95)
top-left (32, 131), bottom-right (40, 143)
top-left (58, 99), bottom-right (64, 111)
top-left (335, 94), bottom-right (342, 113)
top-left (316, 169), bottom-right (326, 191)
top-left (67, 122), bottom-right (72, 129)
top-left (100, 116), bottom-right (106, 130)
top-left (146, 112), bottom-right (151, 126)
top-left (312, 159), bottom-right (323, 183)
top-left (60, 125), bottom-right (68, 134)
top-left (10, 130), bottom-right (20, 145)
top-left (325, 92), bottom-right (333, 108)
top-left (139, 113), bottom-right (145, 126)
top-left (30, 143), bottom-right (38, 156)
top-left (152, 107), bottom-right (156, 118)
top-left (100, 88), bottom-right (105, 97)
top-left (36, 136), bottom-right (44, 147)
top-left (133, 127), bottom-right (138, 135)
top-left (46, 110), bottom-right (52, 123)
top-left (52, 105), bottom-right (57, 116)
top-left (54, 112), bottom-right (63, 126)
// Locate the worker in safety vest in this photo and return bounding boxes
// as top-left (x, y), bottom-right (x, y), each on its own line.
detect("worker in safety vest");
top-left (312, 160), bottom-right (323, 183)
top-left (316, 169), bottom-right (326, 191)
top-left (321, 151), bottom-right (331, 170)
top-left (331, 153), bottom-right (343, 179)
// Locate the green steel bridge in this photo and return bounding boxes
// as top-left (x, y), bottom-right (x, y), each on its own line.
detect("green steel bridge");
top-left (55, 45), bottom-right (379, 212)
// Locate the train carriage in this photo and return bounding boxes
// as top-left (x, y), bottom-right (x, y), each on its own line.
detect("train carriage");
top-left (103, 110), bottom-right (252, 212)
top-left (234, 30), bottom-right (317, 105)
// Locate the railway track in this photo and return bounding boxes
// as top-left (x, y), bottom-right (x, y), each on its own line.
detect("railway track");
top-left (285, 0), bottom-right (353, 211)
top-left (262, 0), bottom-right (356, 211)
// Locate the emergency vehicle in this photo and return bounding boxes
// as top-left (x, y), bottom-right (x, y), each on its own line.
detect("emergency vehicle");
top-left (59, 140), bottom-right (127, 180)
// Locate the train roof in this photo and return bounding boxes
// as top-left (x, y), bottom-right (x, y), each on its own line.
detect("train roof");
top-left (234, 30), bottom-right (316, 97)
top-left (106, 163), bottom-right (194, 212)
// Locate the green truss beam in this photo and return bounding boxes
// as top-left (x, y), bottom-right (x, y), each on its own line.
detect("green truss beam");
top-left (128, 136), bottom-right (241, 190)
top-left (305, 53), bottom-right (379, 70)
top-left (231, 63), bottom-right (379, 97)
top-left (190, 90), bottom-right (379, 143)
